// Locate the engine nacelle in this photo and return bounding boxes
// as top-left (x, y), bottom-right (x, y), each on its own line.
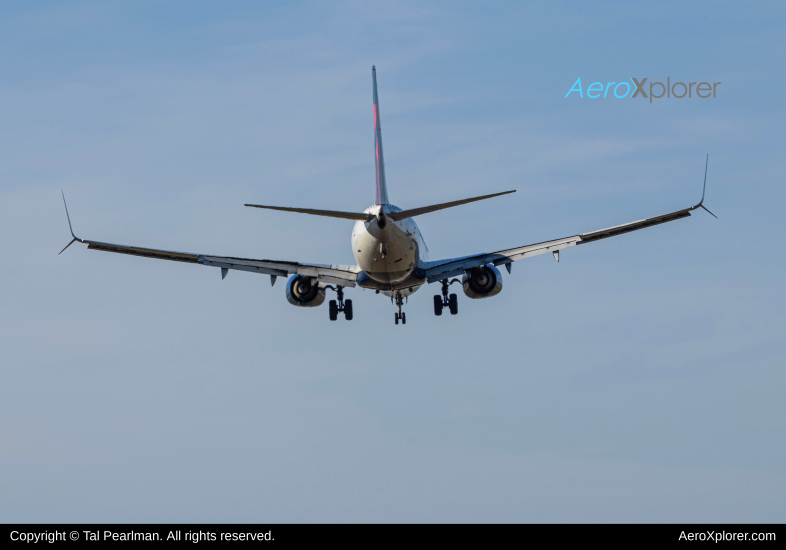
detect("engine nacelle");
top-left (285, 275), bottom-right (326, 307)
top-left (462, 265), bottom-right (503, 299)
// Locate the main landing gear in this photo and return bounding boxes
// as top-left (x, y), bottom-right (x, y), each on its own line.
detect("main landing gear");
top-left (326, 285), bottom-right (353, 321)
top-left (394, 293), bottom-right (406, 325)
top-left (434, 279), bottom-right (459, 316)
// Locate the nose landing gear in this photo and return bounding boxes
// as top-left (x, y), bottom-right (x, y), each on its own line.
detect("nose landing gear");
top-left (434, 278), bottom-right (459, 316)
top-left (326, 285), bottom-right (353, 321)
top-left (393, 293), bottom-right (406, 325)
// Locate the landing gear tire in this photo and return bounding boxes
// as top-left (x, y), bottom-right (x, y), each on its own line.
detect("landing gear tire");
top-left (394, 313), bottom-right (399, 325)
top-left (433, 295), bottom-right (443, 316)
top-left (327, 285), bottom-right (353, 321)
top-left (449, 293), bottom-right (458, 315)
top-left (401, 312), bottom-right (406, 324)
top-left (437, 279), bottom-right (460, 318)
top-left (344, 299), bottom-right (353, 320)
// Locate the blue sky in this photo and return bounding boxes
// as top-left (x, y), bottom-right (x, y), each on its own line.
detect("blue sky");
top-left (0, 1), bottom-right (784, 522)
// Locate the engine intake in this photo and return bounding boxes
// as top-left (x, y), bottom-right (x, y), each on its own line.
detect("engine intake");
top-left (285, 275), bottom-right (326, 307)
top-left (462, 265), bottom-right (503, 299)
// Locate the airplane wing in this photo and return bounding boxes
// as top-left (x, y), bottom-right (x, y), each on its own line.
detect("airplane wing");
top-left (423, 198), bottom-right (716, 283)
top-left (85, 239), bottom-right (359, 286)
top-left (424, 156), bottom-right (717, 283)
top-left (59, 195), bottom-right (359, 287)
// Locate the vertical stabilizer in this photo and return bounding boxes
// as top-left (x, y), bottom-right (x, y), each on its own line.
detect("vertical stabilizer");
top-left (372, 66), bottom-right (389, 205)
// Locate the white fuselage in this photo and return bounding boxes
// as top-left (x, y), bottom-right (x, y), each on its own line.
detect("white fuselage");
top-left (351, 204), bottom-right (428, 294)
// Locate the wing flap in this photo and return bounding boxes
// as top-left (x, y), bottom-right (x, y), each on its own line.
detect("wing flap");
top-left (198, 256), bottom-right (292, 278)
top-left (423, 236), bottom-right (581, 283)
top-left (495, 235), bottom-right (582, 262)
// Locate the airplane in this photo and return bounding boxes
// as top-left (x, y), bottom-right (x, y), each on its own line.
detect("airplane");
top-left (60, 66), bottom-right (716, 325)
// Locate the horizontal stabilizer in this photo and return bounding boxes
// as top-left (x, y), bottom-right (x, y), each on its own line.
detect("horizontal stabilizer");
top-left (244, 204), bottom-right (371, 221)
top-left (245, 190), bottom-right (515, 224)
top-left (387, 190), bottom-right (515, 221)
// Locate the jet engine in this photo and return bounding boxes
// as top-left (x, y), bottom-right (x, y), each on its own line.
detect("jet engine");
top-left (285, 275), bottom-right (326, 307)
top-left (462, 265), bottom-right (503, 299)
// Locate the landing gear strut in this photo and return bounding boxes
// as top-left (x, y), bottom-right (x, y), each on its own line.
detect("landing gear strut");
top-left (393, 293), bottom-right (406, 325)
top-left (326, 285), bottom-right (353, 321)
top-left (434, 279), bottom-right (459, 316)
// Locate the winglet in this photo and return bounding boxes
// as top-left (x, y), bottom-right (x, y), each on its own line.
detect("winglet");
top-left (59, 190), bottom-right (83, 254)
top-left (700, 154), bottom-right (709, 204)
top-left (693, 155), bottom-right (717, 219)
